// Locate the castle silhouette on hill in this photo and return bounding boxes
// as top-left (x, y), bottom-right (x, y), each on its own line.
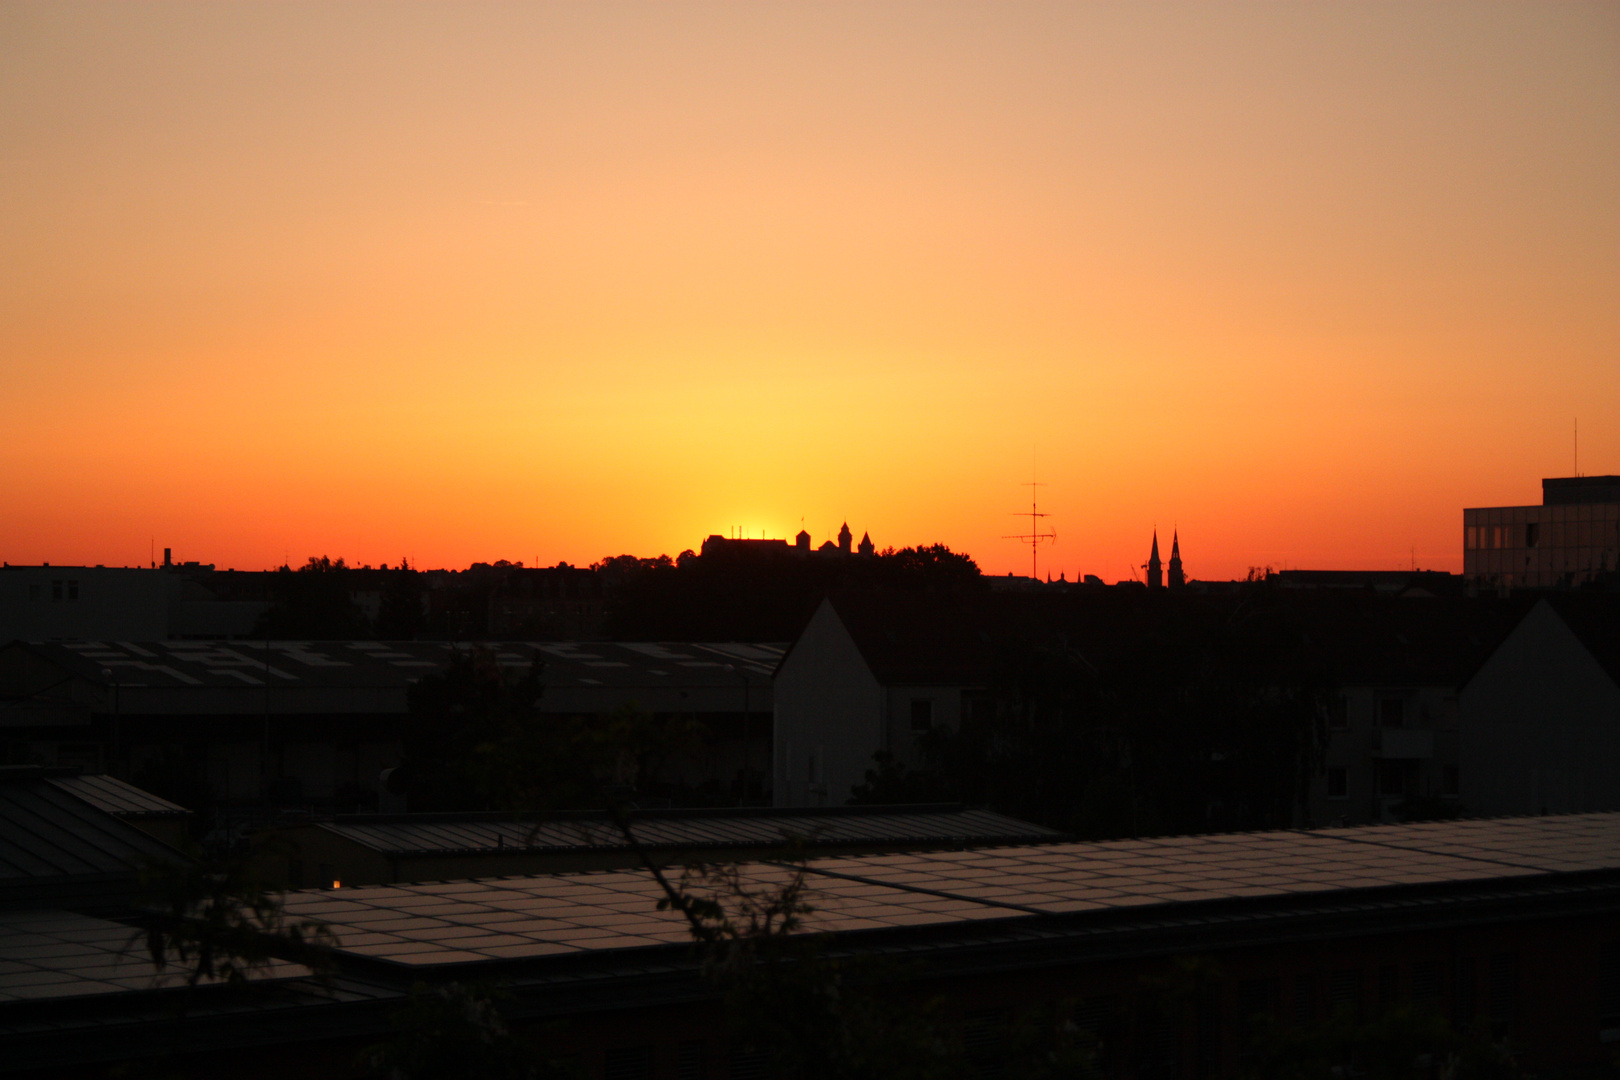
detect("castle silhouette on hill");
top-left (700, 522), bottom-right (874, 561)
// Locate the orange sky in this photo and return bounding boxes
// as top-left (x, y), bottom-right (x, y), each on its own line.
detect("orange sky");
top-left (2, 3), bottom-right (1617, 581)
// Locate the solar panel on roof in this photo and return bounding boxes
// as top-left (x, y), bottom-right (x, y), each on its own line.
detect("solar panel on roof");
top-left (276, 814), bottom-right (1620, 970)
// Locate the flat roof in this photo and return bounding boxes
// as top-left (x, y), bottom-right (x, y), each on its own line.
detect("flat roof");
top-left (0, 909), bottom-right (308, 1002)
top-left (8, 640), bottom-right (783, 696)
top-left (283, 813), bottom-right (1620, 969)
top-left (316, 805), bottom-right (1065, 857)
top-left (6, 812), bottom-right (1619, 1072)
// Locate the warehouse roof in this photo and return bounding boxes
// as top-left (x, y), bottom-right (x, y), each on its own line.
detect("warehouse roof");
top-left (0, 768), bottom-right (182, 910)
top-left (6, 812), bottom-right (1620, 1073)
top-left (44, 773), bottom-right (190, 820)
top-left (315, 804), bottom-right (1064, 858)
top-left (3, 640), bottom-right (782, 693)
top-left (285, 812), bottom-right (1620, 968)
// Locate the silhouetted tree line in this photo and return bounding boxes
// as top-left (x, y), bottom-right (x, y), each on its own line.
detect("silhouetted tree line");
top-left (245, 544), bottom-right (980, 642)
top-left (605, 543), bottom-right (982, 641)
top-left (253, 555), bottom-right (424, 639)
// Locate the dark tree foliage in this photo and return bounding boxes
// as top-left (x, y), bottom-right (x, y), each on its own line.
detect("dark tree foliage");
top-left (392, 648), bottom-right (548, 812)
top-left (1243, 1001), bottom-right (1521, 1079)
top-left (606, 543), bottom-right (984, 641)
top-left (642, 857), bottom-right (972, 1080)
top-left (394, 649), bottom-right (712, 813)
top-left (362, 982), bottom-right (575, 1080)
top-left (252, 555), bottom-right (371, 639)
top-left (137, 843), bottom-right (335, 989)
top-left (375, 558), bottom-right (425, 640)
top-left (853, 587), bottom-right (1532, 837)
top-left (854, 590), bottom-right (1332, 838)
top-left (128, 747), bottom-right (216, 832)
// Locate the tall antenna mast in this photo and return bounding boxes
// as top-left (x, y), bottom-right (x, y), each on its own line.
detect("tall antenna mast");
top-left (1003, 472), bottom-right (1057, 580)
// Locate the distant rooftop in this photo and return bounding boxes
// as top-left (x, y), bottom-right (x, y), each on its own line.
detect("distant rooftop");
top-left (0, 767), bottom-right (182, 909)
top-left (5, 639), bottom-right (783, 693)
top-left (44, 773), bottom-right (190, 819)
top-left (316, 804), bottom-right (1065, 858)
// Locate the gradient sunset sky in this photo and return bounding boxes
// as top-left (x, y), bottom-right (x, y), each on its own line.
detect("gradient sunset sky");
top-left (3, 3), bottom-right (1616, 580)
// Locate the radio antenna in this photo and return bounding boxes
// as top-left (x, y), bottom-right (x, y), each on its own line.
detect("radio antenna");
top-left (1003, 464), bottom-right (1057, 580)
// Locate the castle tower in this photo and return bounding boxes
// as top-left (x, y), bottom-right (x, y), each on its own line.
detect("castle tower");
top-left (1146, 531), bottom-right (1163, 590)
top-left (795, 529), bottom-right (811, 553)
top-left (838, 522), bottom-right (852, 555)
top-left (1168, 531), bottom-right (1185, 589)
top-left (857, 531), bottom-right (874, 557)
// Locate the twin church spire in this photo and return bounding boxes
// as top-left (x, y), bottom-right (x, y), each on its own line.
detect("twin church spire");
top-left (1145, 530), bottom-right (1185, 590)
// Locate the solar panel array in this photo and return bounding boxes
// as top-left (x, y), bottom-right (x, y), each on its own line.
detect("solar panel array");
top-left (322, 807), bottom-right (1063, 856)
top-left (283, 813), bottom-right (1620, 969)
top-left (0, 910), bottom-right (306, 1002)
top-left (281, 864), bottom-right (1023, 967)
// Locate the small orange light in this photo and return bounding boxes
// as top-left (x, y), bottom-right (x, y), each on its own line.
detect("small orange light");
top-left (331, 880), bottom-right (341, 889)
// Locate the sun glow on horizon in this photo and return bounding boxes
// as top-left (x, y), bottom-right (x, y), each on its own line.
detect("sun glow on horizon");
top-left (2, 3), bottom-right (1616, 580)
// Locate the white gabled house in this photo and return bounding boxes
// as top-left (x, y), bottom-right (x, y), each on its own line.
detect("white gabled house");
top-left (772, 594), bottom-right (993, 807)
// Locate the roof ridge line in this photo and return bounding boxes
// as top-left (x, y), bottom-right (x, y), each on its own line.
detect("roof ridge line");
top-left (771, 860), bottom-right (1050, 918)
top-left (1309, 826), bottom-right (1551, 874)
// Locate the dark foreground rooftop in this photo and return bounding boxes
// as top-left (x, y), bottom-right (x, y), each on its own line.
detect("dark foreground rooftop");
top-left (282, 812), bottom-right (1620, 967)
top-left (5, 813), bottom-right (1620, 1074)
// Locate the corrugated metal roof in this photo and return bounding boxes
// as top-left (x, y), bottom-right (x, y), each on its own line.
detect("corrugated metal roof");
top-left (0, 776), bottom-right (181, 885)
top-left (283, 812), bottom-right (1620, 969)
top-left (45, 774), bottom-right (190, 819)
top-left (318, 806), bottom-right (1064, 857)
